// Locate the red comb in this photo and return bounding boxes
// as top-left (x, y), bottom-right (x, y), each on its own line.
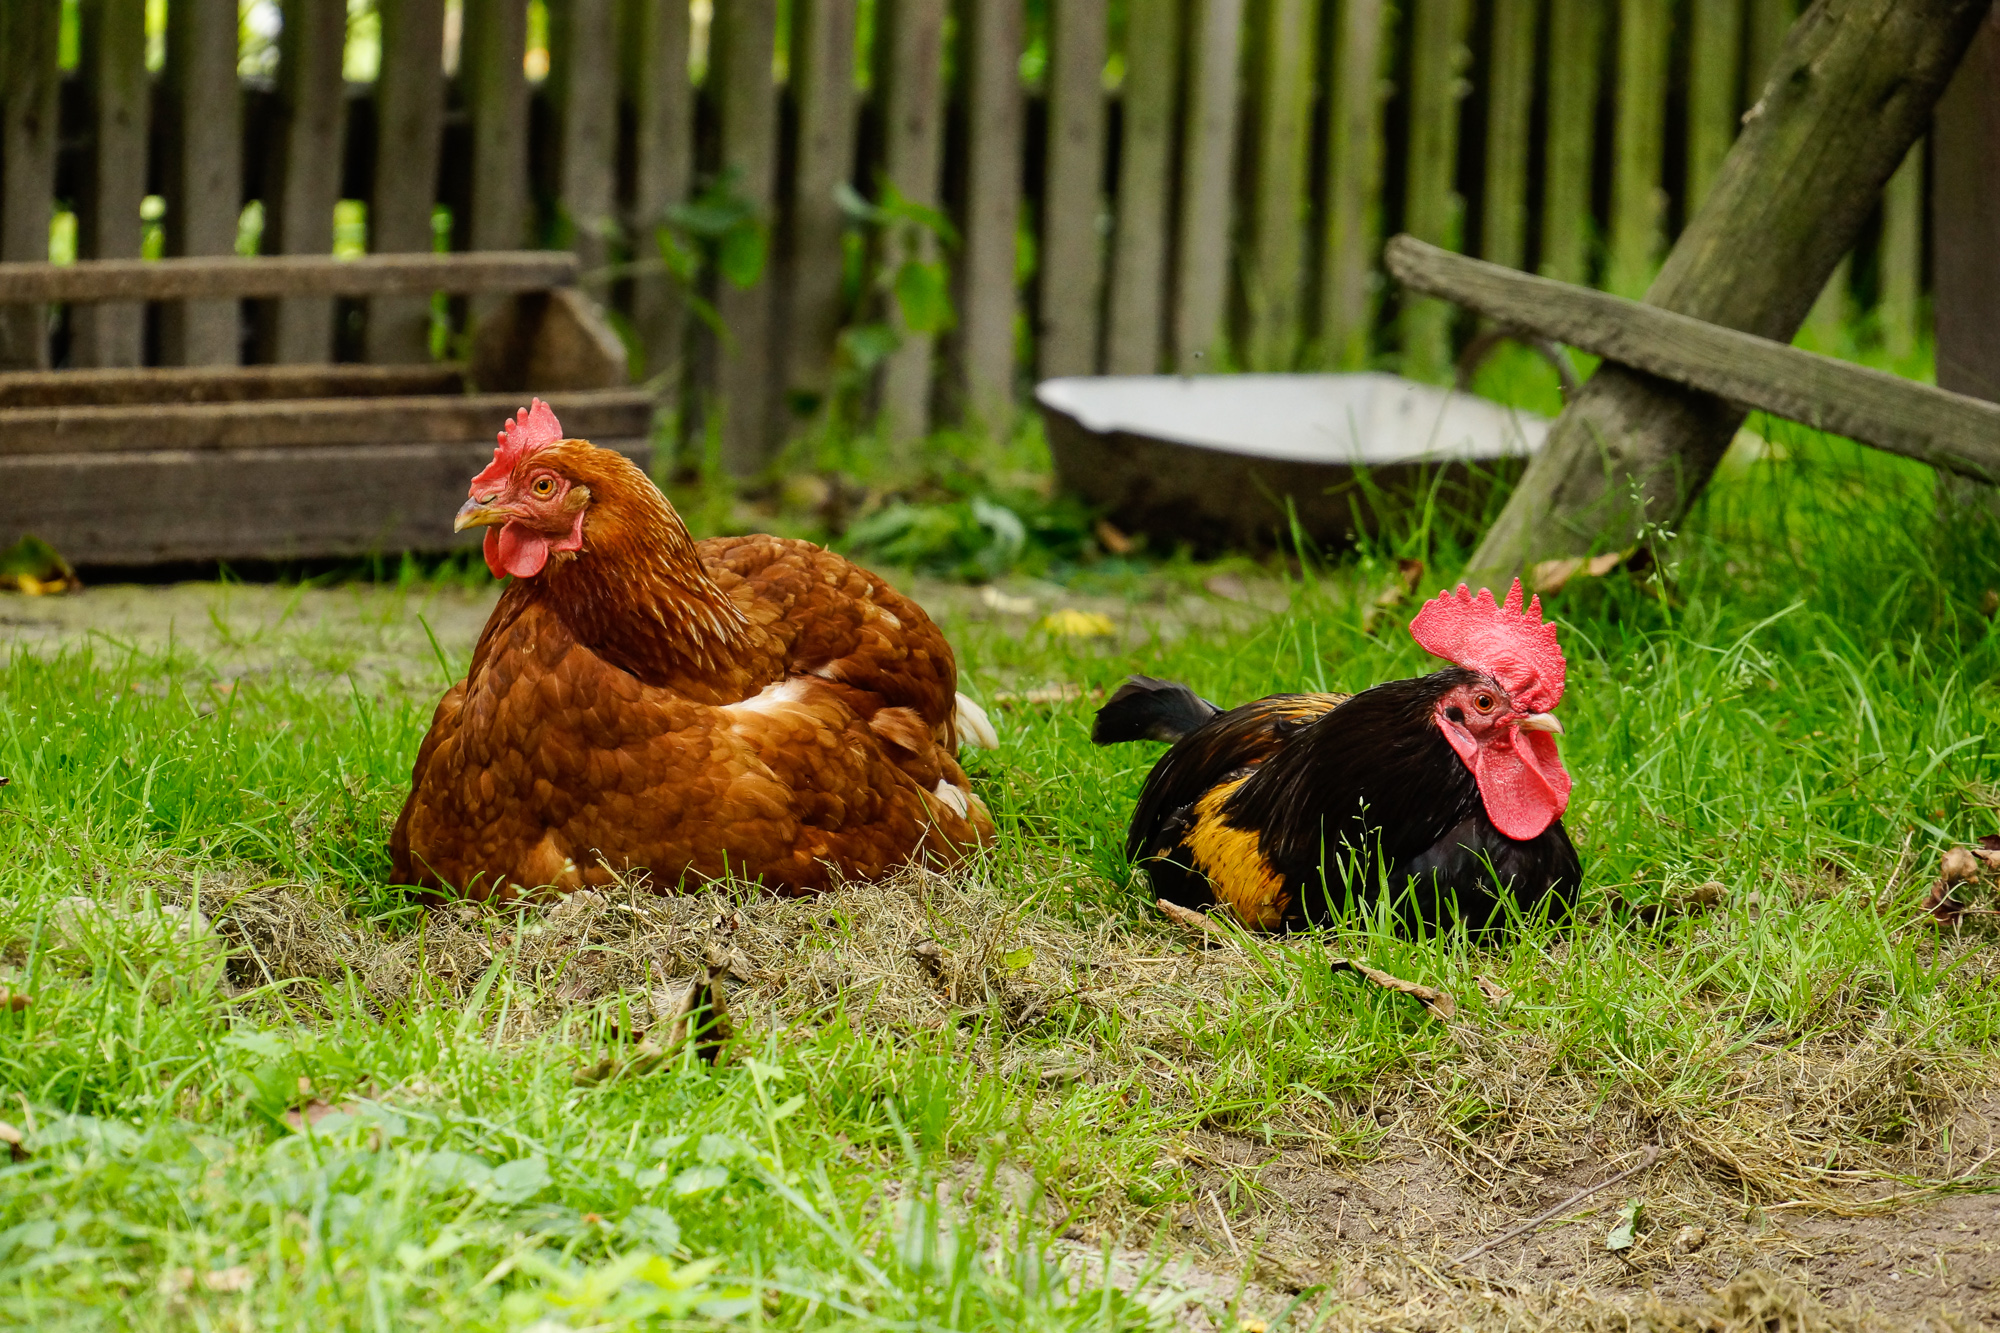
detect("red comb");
top-left (1408, 579), bottom-right (1566, 713)
top-left (468, 398), bottom-right (566, 495)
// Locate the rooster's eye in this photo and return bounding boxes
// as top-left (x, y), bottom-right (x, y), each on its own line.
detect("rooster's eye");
top-left (1475, 693), bottom-right (1494, 712)
top-left (532, 477), bottom-right (556, 497)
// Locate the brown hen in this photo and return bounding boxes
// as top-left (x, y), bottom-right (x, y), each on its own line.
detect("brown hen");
top-left (390, 400), bottom-right (996, 899)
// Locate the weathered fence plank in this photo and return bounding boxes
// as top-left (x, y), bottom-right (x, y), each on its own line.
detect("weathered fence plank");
top-left (1685, 0), bottom-right (1743, 212)
top-left (162, 0), bottom-right (244, 367)
top-left (1320, 0), bottom-right (1386, 369)
top-left (958, 0), bottom-right (1026, 428)
top-left (0, 0), bottom-right (62, 370)
top-left (0, 364), bottom-right (468, 408)
top-left (74, 0), bottom-right (151, 369)
top-left (1540, 0), bottom-right (1604, 286)
top-left (551, 0), bottom-right (620, 273)
top-left (463, 0), bottom-right (532, 254)
top-left (1038, 0), bottom-right (1109, 379)
top-left (260, 0), bottom-right (350, 364)
top-left (1608, 0), bottom-right (1670, 298)
top-left (1247, 0), bottom-right (1318, 371)
top-left (1480, 0), bottom-right (1537, 273)
top-left (878, 0), bottom-right (951, 448)
top-left (712, 0), bottom-right (782, 473)
top-left (367, 0), bottom-right (449, 364)
top-left (1933, 10), bottom-right (2000, 402)
top-left (782, 0), bottom-right (860, 424)
top-left (1175, 0), bottom-right (1246, 372)
top-left (1105, 0), bottom-right (1181, 375)
top-left (1401, 0), bottom-right (1472, 379)
top-left (0, 254), bottom-right (578, 303)
top-left (623, 0), bottom-right (694, 384)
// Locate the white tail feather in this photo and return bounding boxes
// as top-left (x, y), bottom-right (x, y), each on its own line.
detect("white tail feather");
top-left (954, 692), bottom-right (999, 750)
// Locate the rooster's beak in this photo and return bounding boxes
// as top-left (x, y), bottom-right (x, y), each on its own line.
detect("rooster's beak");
top-left (454, 496), bottom-right (511, 532)
top-left (1518, 712), bottom-right (1564, 734)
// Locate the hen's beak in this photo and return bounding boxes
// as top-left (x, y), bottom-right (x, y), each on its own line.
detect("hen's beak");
top-left (454, 495), bottom-right (511, 532)
top-left (1519, 712), bottom-right (1564, 735)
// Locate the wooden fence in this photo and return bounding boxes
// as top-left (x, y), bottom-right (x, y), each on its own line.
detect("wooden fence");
top-left (0, 0), bottom-right (1932, 477)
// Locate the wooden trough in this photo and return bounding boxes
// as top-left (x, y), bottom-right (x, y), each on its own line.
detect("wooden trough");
top-left (1036, 373), bottom-right (1550, 553)
top-left (0, 253), bottom-right (654, 567)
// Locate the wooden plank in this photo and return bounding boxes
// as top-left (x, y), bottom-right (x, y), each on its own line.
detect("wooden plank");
top-left (1539, 0), bottom-right (1605, 286)
top-left (367, 0), bottom-right (450, 364)
top-left (1104, 0), bottom-right (1181, 375)
top-left (1480, 0), bottom-right (1538, 274)
top-left (0, 389), bottom-right (655, 456)
top-left (1932, 11), bottom-right (2000, 400)
top-left (877, 0), bottom-right (951, 447)
top-left (0, 253), bottom-right (580, 304)
top-left (1685, 0), bottom-right (1744, 212)
top-left (1246, 0), bottom-right (1316, 371)
top-left (469, 288), bottom-right (631, 391)
top-left (0, 0), bottom-right (61, 370)
top-left (1037, 0), bottom-right (1109, 379)
top-left (623, 0), bottom-right (695, 384)
top-left (957, 0), bottom-right (1026, 428)
top-left (1319, 0), bottom-right (1386, 369)
top-left (783, 0), bottom-right (861, 424)
top-left (259, 0), bottom-right (351, 364)
top-left (0, 438), bottom-right (651, 566)
top-left (1174, 0), bottom-right (1246, 372)
top-left (1387, 235), bottom-right (2000, 483)
top-left (161, 0), bottom-right (245, 366)
top-left (73, 0), bottom-right (152, 369)
top-left (550, 0), bottom-right (620, 273)
top-left (463, 0), bottom-right (533, 253)
top-left (711, 0), bottom-right (782, 474)
top-left (1608, 0), bottom-right (1670, 298)
top-left (1877, 141), bottom-right (1924, 364)
top-left (0, 364), bottom-right (470, 408)
top-left (1400, 0), bottom-right (1471, 379)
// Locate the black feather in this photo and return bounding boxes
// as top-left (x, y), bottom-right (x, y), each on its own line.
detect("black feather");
top-left (1091, 676), bottom-right (1222, 745)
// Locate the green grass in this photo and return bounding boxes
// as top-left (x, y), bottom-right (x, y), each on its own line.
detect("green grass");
top-left (4, 399), bottom-right (2000, 1327)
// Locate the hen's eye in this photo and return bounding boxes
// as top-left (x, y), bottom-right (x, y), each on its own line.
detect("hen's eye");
top-left (1475, 693), bottom-right (1494, 712)
top-left (532, 477), bottom-right (556, 497)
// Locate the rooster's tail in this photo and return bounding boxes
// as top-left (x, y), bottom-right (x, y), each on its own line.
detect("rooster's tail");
top-left (1091, 675), bottom-right (1221, 746)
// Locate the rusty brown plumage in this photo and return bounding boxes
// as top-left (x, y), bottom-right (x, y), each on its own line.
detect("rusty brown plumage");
top-left (390, 428), bottom-right (992, 900)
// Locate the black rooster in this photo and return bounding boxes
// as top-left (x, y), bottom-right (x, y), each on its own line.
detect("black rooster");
top-left (1093, 581), bottom-right (1580, 933)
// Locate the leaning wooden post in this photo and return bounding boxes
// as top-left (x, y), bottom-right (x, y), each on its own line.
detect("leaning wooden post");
top-left (1465, 0), bottom-right (1994, 584)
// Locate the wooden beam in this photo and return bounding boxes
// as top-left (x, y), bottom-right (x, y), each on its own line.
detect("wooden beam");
top-left (260, 0), bottom-right (351, 364)
top-left (367, 0), bottom-right (450, 364)
top-left (1038, 0), bottom-right (1109, 379)
top-left (877, 0), bottom-right (951, 448)
top-left (1319, 0), bottom-right (1386, 369)
top-left (0, 389), bottom-right (654, 457)
top-left (74, 0), bottom-right (153, 369)
top-left (0, 364), bottom-right (470, 409)
top-left (1105, 0), bottom-right (1181, 375)
top-left (1174, 0), bottom-right (1246, 372)
top-left (958, 0), bottom-right (1026, 428)
top-left (0, 0), bottom-right (61, 369)
top-left (1387, 235), bottom-right (2000, 484)
top-left (0, 253), bottom-right (580, 304)
top-left (1933, 10), bottom-right (2000, 401)
top-left (161, 0), bottom-right (245, 366)
top-left (1465, 0), bottom-right (1994, 580)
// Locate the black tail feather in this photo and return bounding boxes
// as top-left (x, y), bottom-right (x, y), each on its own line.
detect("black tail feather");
top-left (1091, 675), bottom-right (1222, 745)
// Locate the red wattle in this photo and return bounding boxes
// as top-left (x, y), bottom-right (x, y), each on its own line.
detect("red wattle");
top-left (484, 523), bottom-right (550, 579)
top-left (1471, 730), bottom-right (1570, 841)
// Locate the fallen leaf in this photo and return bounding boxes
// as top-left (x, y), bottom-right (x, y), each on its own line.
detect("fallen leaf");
top-left (1156, 898), bottom-right (1235, 944)
top-left (999, 947), bottom-right (1034, 971)
top-left (1673, 1223), bottom-right (1707, 1253)
top-left (1038, 609), bottom-right (1117, 638)
top-left (1331, 958), bottom-right (1455, 1021)
top-left (1683, 880), bottom-right (1726, 908)
top-left (0, 1120), bottom-right (25, 1161)
top-left (994, 682), bottom-right (1088, 707)
top-left (979, 586), bottom-right (1036, 616)
top-left (202, 1265), bottom-right (254, 1293)
top-left (1475, 976), bottom-right (1512, 1004)
top-left (909, 938), bottom-right (946, 977)
top-left (1093, 519), bottom-right (1135, 556)
top-left (282, 1100), bottom-right (359, 1133)
top-left (1605, 1198), bottom-right (1643, 1252)
top-left (0, 990), bottom-right (28, 1012)
top-left (1532, 549), bottom-right (1632, 595)
top-left (1941, 847), bottom-right (1981, 884)
top-left (1924, 878), bottom-right (1974, 926)
top-left (1203, 573), bottom-right (1248, 602)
